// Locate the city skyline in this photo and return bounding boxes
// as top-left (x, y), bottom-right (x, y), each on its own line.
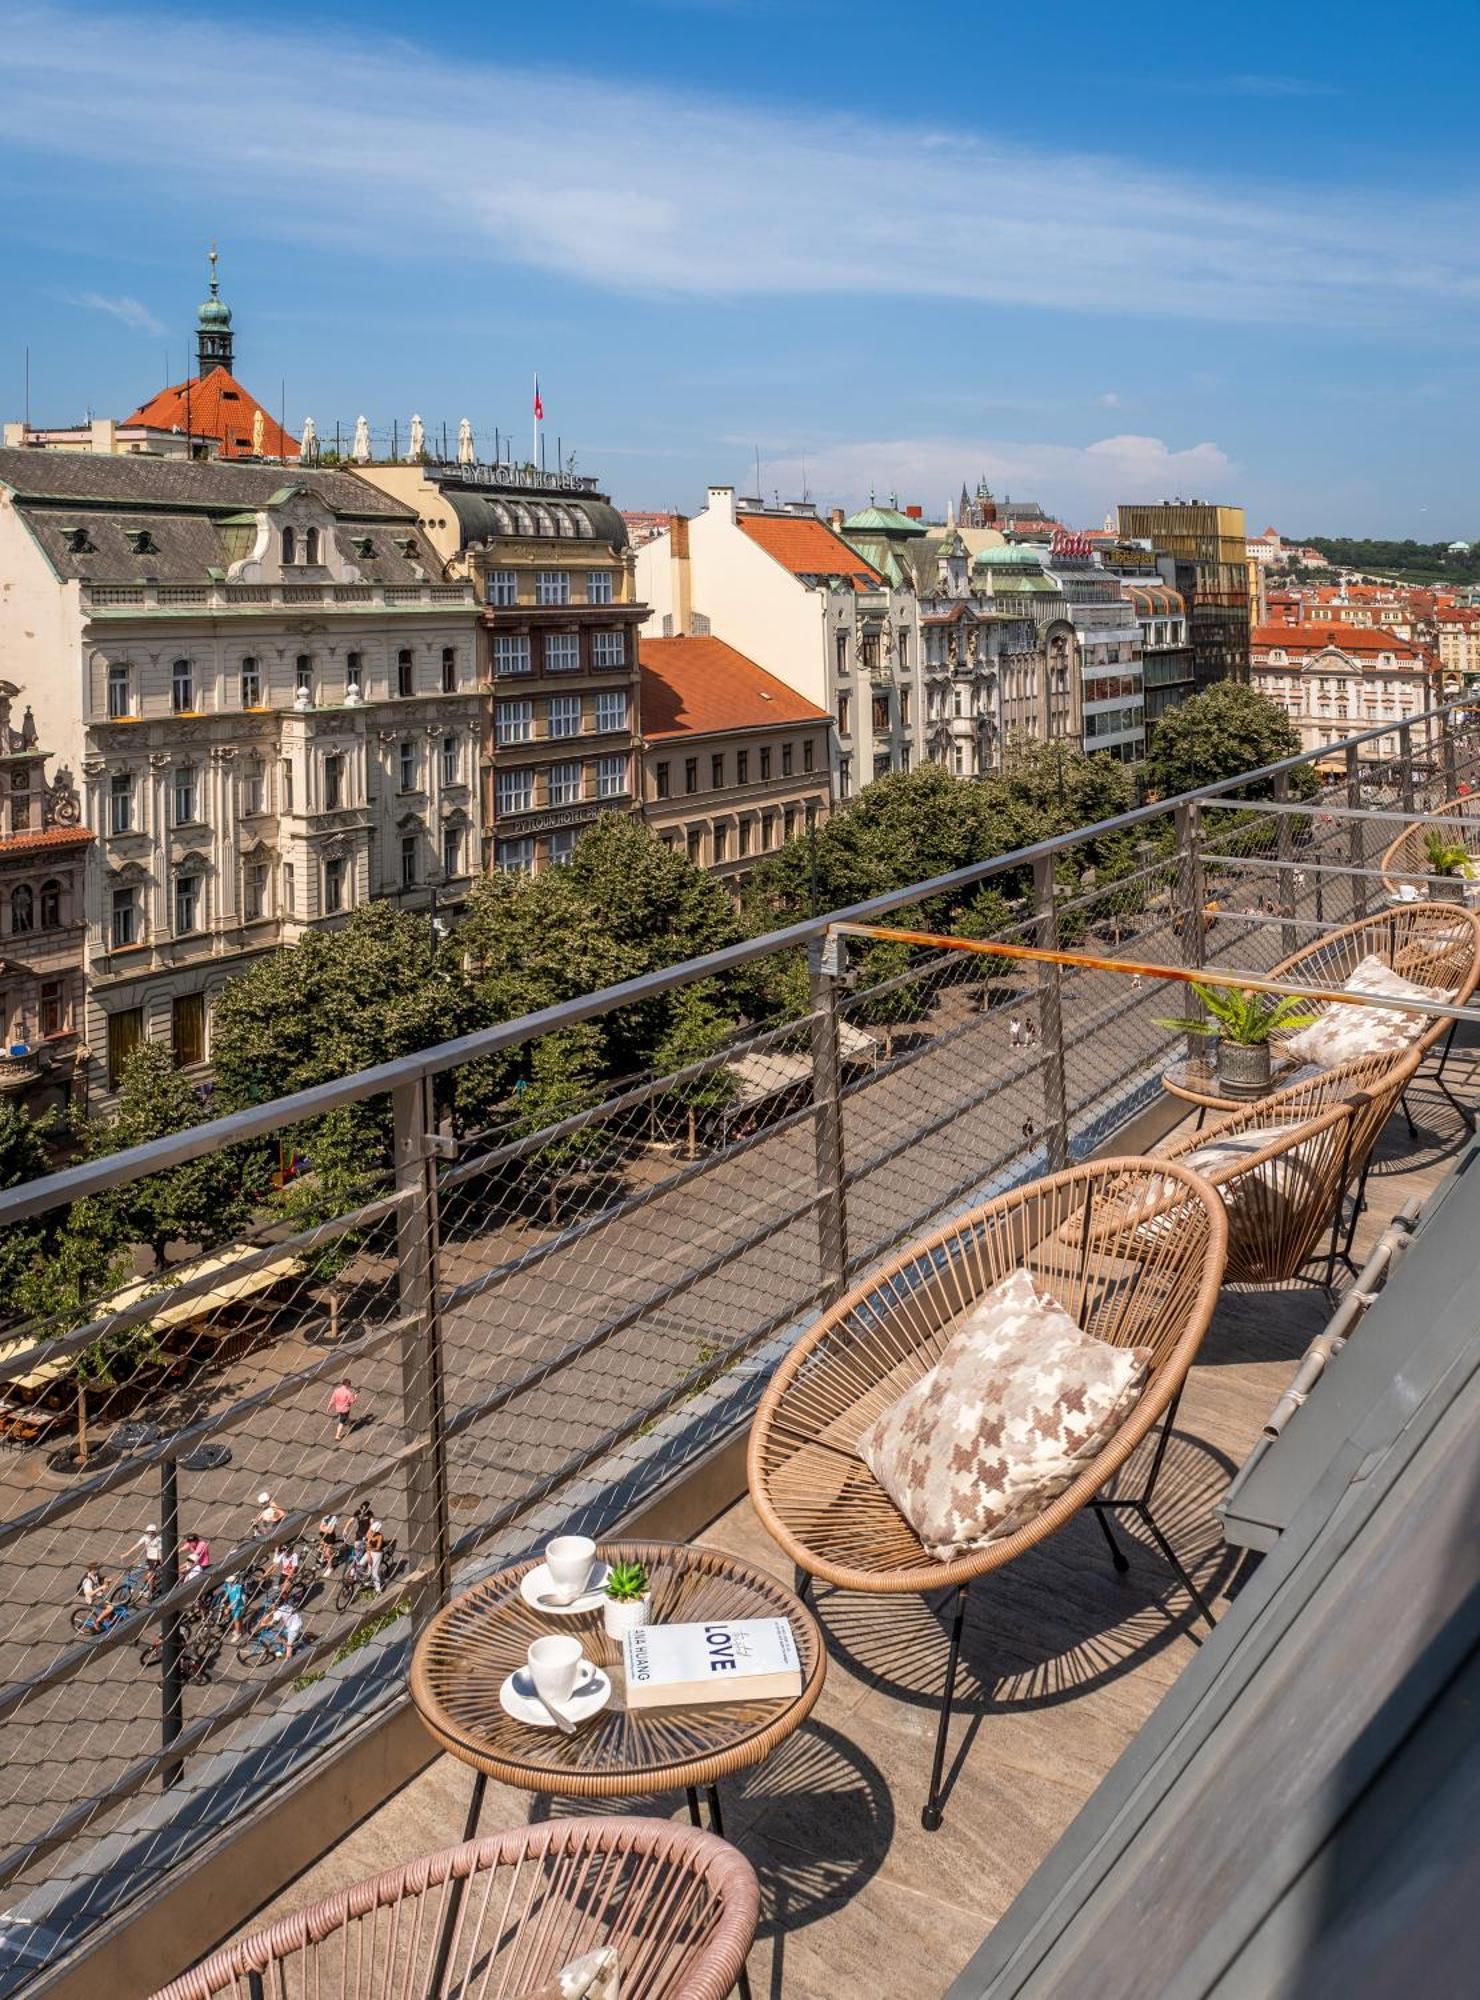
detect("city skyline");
top-left (2, 0), bottom-right (1477, 533)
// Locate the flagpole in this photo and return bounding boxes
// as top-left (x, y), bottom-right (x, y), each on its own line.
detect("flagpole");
top-left (532, 373), bottom-right (539, 470)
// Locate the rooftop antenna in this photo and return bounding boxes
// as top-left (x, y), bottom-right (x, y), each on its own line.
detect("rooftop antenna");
top-left (280, 378), bottom-right (286, 464)
top-left (23, 345), bottom-right (29, 430)
top-left (754, 443), bottom-right (762, 495)
top-left (801, 452), bottom-right (809, 502)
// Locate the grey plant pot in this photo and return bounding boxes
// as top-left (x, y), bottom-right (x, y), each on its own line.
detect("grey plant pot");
top-left (1216, 1038), bottom-right (1272, 1098)
top-left (1428, 876), bottom-right (1467, 904)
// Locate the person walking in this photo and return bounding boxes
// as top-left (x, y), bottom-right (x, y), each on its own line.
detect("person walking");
top-left (1009, 1015), bottom-right (1023, 1048)
top-left (252, 1493), bottom-right (285, 1541)
top-left (327, 1378), bottom-right (358, 1443)
top-left (269, 1601), bottom-right (304, 1661)
top-left (222, 1573), bottom-right (247, 1642)
top-left (365, 1518), bottom-right (386, 1594)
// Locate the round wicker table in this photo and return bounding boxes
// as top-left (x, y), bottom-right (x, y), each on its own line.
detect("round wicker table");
top-left (411, 1541), bottom-right (825, 2000)
top-left (1162, 1051), bottom-right (1322, 1123)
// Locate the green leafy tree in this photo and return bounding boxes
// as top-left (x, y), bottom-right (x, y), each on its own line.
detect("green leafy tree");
top-left (651, 981), bottom-right (738, 1158)
top-left (10, 1210), bottom-right (135, 1465)
top-left (512, 1024), bottom-right (608, 1224)
top-left (0, 1102), bottom-right (62, 1315)
top-left (1145, 683), bottom-right (1317, 802)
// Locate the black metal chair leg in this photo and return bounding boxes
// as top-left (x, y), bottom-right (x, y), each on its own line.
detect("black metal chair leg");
top-left (701, 1787), bottom-right (751, 2000)
top-left (794, 1566), bottom-right (813, 1607)
top-left (1091, 1503), bottom-right (1130, 1574)
top-left (428, 1768), bottom-right (487, 1997)
top-left (1400, 1088), bottom-right (1418, 1141)
top-left (1140, 1505), bottom-right (1217, 1635)
top-left (686, 1786), bottom-right (704, 1827)
top-left (922, 1584), bottom-right (969, 1832)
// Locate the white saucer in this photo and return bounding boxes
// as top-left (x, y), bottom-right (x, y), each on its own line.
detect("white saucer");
top-left (519, 1561), bottom-right (611, 1617)
top-left (500, 1664), bottom-right (612, 1729)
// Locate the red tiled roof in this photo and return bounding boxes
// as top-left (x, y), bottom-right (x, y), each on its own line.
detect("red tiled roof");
top-left (639, 636), bottom-right (831, 740)
top-left (120, 367), bottom-right (298, 460)
top-left (1252, 621), bottom-right (1426, 660)
top-left (0, 825), bottom-right (94, 854)
top-left (738, 514), bottom-right (882, 592)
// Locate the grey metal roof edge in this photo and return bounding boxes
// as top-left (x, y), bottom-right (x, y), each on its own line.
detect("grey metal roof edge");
top-left (944, 1149), bottom-right (1480, 1999)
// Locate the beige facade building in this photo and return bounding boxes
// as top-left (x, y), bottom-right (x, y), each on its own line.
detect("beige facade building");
top-left (355, 462), bottom-right (643, 875)
top-left (0, 448), bottom-right (480, 1098)
top-left (1436, 608), bottom-right (1480, 690)
top-left (639, 637), bottom-right (831, 890)
top-left (1250, 621), bottom-right (1440, 769)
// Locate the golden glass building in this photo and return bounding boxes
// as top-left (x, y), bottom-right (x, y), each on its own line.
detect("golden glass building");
top-left (1116, 502), bottom-right (1250, 688)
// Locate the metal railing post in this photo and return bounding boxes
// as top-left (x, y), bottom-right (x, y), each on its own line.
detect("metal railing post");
top-left (807, 932), bottom-right (851, 1297)
top-left (392, 1076), bottom-right (451, 1629)
top-left (1274, 770), bottom-right (1296, 958)
top-left (1398, 721), bottom-right (1415, 817)
top-left (1346, 743), bottom-right (1369, 922)
top-left (159, 1452), bottom-right (184, 1789)
top-left (1442, 703), bottom-right (1459, 799)
top-left (1173, 799), bottom-right (1207, 1051)
top-left (1032, 855), bottom-right (1070, 1171)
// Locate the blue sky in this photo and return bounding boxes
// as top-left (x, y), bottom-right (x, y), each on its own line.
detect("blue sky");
top-left (1, 0), bottom-right (1477, 534)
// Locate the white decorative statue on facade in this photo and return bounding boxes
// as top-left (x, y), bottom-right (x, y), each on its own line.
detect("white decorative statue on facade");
top-left (408, 414), bottom-right (426, 462)
top-left (250, 408), bottom-right (265, 456)
top-left (457, 418), bottom-right (475, 467)
top-left (352, 415), bottom-right (372, 462)
top-left (299, 416), bottom-right (318, 463)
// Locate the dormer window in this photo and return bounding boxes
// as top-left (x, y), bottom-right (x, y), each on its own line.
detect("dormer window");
top-left (303, 527), bottom-right (320, 565)
top-left (352, 535), bottom-right (374, 559)
top-left (128, 530), bottom-right (158, 556)
top-left (65, 527), bottom-right (95, 555)
top-left (394, 535), bottom-right (417, 558)
top-left (281, 526), bottom-right (297, 565)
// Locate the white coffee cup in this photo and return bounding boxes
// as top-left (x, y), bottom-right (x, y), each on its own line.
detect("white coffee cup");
top-left (528, 1634), bottom-right (587, 1707)
top-left (545, 1534), bottom-right (596, 1603)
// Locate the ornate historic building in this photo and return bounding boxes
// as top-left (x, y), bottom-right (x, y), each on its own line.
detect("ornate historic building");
top-left (0, 685), bottom-right (90, 1116)
top-left (0, 448), bottom-right (480, 1099)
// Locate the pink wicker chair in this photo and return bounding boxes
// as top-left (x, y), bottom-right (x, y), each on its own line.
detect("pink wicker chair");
top-left (151, 1817), bottom-right (759, 2000)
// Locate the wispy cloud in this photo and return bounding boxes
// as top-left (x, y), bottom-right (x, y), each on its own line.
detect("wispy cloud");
top-left (1221, 73), bottom-right (1341, 99)
top-left (67, 289), bottom-right (165, 337)
top-left (755, 433), bottom-right (1234, 526)
top-left (1098, 391), bottom-right (1122, 409)
top-left (0, 4), bottom-right (1467, 331)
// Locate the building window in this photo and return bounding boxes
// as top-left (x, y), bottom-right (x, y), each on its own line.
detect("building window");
top-left (303, 527), bottom-right (319, 566)
top-left (295, 654), bottom-right (314, 700)
top-left (281, 526), bottom-right (297, 566)
top-left (547, 828), bottom-right (577, 867)
top-left (442, 825), bottom-right (463, 879)
top-left (760, 746), bottom-right (771, 780)
top-left (536, 571), bottom-right (571, 606)
top-left (760, 813), bottom-right (775, 851)
top-left (899, 687), bottom-right (911, 727)
top-left (900, 744), bottom-right (912, 772)
top-left (172, 659), bottom-right (195, 714)
top-left (9, 885), bottom-right (34, 935)
top-left (174, 870), bottom-right (202, 935)
top-left (738, 817), bottom-right (752, 858)
top-left (711, 753), bottom-right (724, 788)
top-left (784, 805), bottom-right (798, 841)
top-left (496, 767), bottom-right (535, 814)
top-left (736, 749), bottom-right (750, 784)
top-left (440, 734), bottom-right (458, 785)
top-left (835, 630), bottom-right (849, 676)
top-left (487, 570), bottom-right (518, 607)
top-left (397, 650), bottom-right (415, 698)
top-left (714, 823), bottom-right (729, 863)
top-left (345, 651), bottom-right (362, 698)
top-left (839, 753), bottom-right (852, 799)
top-left (586, 571), bottom-right (614, 605)
top-left (106, 662), bottom-right (131, 719)
top-left (595, 689), bottom-right (628, 733)
top-left (108, 771), bottom-right (134, 835)
top-left (110, 885), bottom-right (138, 949)
top-left (39, 980), bottom-right (65, 1039)
top-left (173, 766), bottom-right (197, 827)
top-left (592, 630), bottom-right (626, 669)
top-left (655, 761), bottom-right (670, 800)
top-left (545, 632), bottom-right (580, 673)
top-left (687, 827), bottom-right (703, 865)
top-left (494, 634), bottom-right (532, 676)
top-left (596, 754), bottom-right (626, 799)
top-left (898, 629), bottom-right (910, 671)
top-left (244, 857), bottom-right (268, 921)
top-left (282, 862), bottom-right (295, 914)
top-left (320, 854), bottom-right (347, 913)
top-left (781, 742), bottom-right (793, 777)
top-left (684, 757), bottom-right (698, 794)
top-left (241, 657), bottom-right (262, 707)
top-left (837, 692), bottom-right (851, 735)
top-left (547, 693), bottom-right (581, 738)
top-left (38, 879), bottom-right (61, 930)
top-left (400, 834), bottom-right (418, 889)
top-left (549, 761), bottom-right (582, 807)
top-left (172, 993), bottom-right (206, 1068)
top-left (497, 838), bottom-right (535, 875)
top-left (106, 1007), bottom-right (143, 1087)
top-left (281, 758), bottom-right (294, 812)
top-left (441, 647), bottom-right (457, 693)
top-left (398, 740), bottom-right (417, 793)
top-left (323, 753), bottom-right (343, 811)
top-left (803, 738), bottom-right (815, 774)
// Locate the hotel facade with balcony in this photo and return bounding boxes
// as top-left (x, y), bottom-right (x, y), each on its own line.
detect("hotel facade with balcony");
top-left (1250, 619), bottom-right (1441, 768)
top-left (0, 448), bottom-right (480, 1099)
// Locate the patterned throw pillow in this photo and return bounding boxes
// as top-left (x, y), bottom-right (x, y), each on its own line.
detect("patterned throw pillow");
top-left (520, 1945), bottom-right (620, 2000)
top-left (857, 1268), bottom-right (1151, 1561)
top-left (1284, 952), bottom-right (1449, 1069)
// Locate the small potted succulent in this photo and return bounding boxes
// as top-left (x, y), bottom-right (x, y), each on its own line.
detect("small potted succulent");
top-left (602, 1559), bottom-right (652, 1641)
top-left (1423, 830), bottom-right (1473, 903)
top-left (1158, 983), bottom-right (1320, 1097)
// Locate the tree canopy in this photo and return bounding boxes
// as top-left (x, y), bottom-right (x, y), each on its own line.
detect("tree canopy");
top-left (1145, 682), bottom-right (1316, 802)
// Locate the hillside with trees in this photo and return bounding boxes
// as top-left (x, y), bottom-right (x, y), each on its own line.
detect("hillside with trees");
top-left (1300, 536), bottom-right (1480, 585)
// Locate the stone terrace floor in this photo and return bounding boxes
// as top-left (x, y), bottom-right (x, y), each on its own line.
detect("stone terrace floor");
top-left (218, 1052), bottom-right (1478, 1999)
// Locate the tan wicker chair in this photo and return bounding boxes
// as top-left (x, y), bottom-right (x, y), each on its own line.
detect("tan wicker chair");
top-left (151, 1817), bottom-right (759, 2000)
top-left (747, 1157), bottom-right (1227, 1831)
top-left (1378, 797), bottom-right (1480, 899)
top-left (1151, 1047), bottom-right (1420, 1286)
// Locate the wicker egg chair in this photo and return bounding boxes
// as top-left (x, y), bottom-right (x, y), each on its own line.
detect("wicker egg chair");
top-left (1150, 1046), bottom-right (1420, 1286)
top-left (1378, 797), bottom-right (1480, 899)
top-left (747, 1157), bottom-right (1227, 1832)
top-left (150, 1817), bottom-right (759, 2000)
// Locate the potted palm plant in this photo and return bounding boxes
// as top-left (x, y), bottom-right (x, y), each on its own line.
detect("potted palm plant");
top-left (1157, 983), bottom-right (1320, 1097)
top-left (1423, 829), bottom-right (1473, 903)
top-left (601, 1559), bottom-right (652, 1641)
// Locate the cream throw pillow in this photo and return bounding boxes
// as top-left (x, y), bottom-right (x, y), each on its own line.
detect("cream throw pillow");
top-left (857, 1268), bottom-right (1151, 1561)
top-left (521, 1945), bottom-right (620, 2000)
top-left (1284, 952), bottom-right (1448, 1069)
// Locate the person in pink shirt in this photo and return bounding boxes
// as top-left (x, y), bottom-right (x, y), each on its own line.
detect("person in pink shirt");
top-left (327, 1378), bottom-right (358, 1442)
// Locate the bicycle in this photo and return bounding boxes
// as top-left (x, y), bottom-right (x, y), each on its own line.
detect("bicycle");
top-left (70, 1595), bottom-right (132, 1638)
top-left (107, 1560), bottom-right (159, 1610)
top-left (333, 1539), bottom-right (398, 1615)
top-left (137, 1618), bottom-right (217, 1681)
top-left (235, 1621), bottom-right (301, 1669)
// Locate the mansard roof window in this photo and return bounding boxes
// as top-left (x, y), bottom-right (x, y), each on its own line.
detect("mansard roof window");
top-left (352, 535), bottom-right (375, 558)
top-left (128, 530), bottom-right (158, 556)
top-left (65, 527), bottom-right (95, 554)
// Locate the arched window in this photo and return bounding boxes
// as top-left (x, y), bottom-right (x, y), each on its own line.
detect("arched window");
top-left (9, 885), bottom-right (34, 935)
top-left (303, 527), bottom-right (320, 565)
top-left (39, 880), bottom-right (62, 930)
top-left (281, 526), bottom-right (297, 566)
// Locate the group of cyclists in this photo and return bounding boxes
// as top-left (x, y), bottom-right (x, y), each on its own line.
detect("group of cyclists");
top-left (73, 1488), bottom-right (395, 1679)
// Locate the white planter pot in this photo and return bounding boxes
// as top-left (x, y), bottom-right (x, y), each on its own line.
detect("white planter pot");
top-left (602, 1593), bottom-right (651, 1642)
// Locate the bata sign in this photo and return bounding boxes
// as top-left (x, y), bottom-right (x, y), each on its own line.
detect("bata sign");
top-left (1050, 529), bottom-right (1095, 561)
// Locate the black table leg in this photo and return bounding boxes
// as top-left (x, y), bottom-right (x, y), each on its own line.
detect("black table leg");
top-left (700, 1785), bottom-right (751, 2000)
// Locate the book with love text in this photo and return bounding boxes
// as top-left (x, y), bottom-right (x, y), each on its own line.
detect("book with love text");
top-left (621, 1618), bottom-right (802, 1710)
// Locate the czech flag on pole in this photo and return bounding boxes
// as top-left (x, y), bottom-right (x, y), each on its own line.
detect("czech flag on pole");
top-left (532, 374), bottom-right (544, 421)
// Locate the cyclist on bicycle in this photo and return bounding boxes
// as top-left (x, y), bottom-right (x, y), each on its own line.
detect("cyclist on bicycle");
top-left (316, 1513), bottom-right (339, 1572)
top-left (220, 1574), bottom-right (247, 1641)
top-left (269, 1543), bottom-right (300, 1603)
top-left (179, 1533), bottom-right (211, 1582)
top-left (352, 1498), bottom-right (373, 1548)
top-left (77, 1563), bottom-right (109, 1607)
top-left (365, 1519), bottom-right (385, 1593)
top-left (269, 1602), bottom-right (304, 1660)
top-left (253, 1492), bottom-right (286, 1541)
